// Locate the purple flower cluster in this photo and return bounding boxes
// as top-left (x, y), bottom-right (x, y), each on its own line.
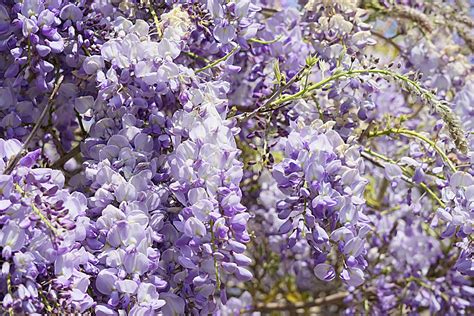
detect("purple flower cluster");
top-left (0, 139), bottom-right (92, 313)
top-left (0, 0), bottom-right (472, 314)
top-left (434, 171), bottom-right (473, 276)
top-left (168, 80), bottom-right (252, 312)
top-left (77, 10), bottom-right (191, 315)
top-left (271, 119), bottom-right (369, 287)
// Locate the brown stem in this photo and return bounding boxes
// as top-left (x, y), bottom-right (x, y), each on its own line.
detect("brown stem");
top-left (50, 144), bottom-right (81, 169)
top-left (371, 31), bottom-right (404, 53)
top-left (243, 291), bottom-right (348, 313)
top-left (4, 74), bottom-right (64, 174)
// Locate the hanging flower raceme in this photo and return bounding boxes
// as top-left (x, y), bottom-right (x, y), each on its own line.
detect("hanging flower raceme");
top-left (0, 0), bottom-right (92, 151)
top-left (271, 119), bottom-right (369, 287)
top-left (76, 9), bottom-right (196, 315)
top-left (167, 80), bottom-right (252, 313)
top-left (433, 171), bottom-right (474, 276)
top-left (0, 139), bottom-right (93, 314)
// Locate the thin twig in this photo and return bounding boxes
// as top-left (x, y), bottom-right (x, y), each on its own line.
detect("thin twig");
top-left (233, 67), bottom-right (467, 153)
top-left (371, 31), bottom-right (404, 53)
top-left (248, 35), bottom-right (282, 45)
top-left (50, 144), bottom-right (81, 169)
top-left (184, 51), bottom-right (210, 63)
top-left (369, 128), bottom-right (457, 172)
top-left (75, 109), bottom-right (87, 136)
top-left (233, 62), bottom-right (313, 121)
top-left (361, 150), bottom-right (446, 208)
top-left (148, 1), bottom-right (162, 38)
top-left (4, 74), bottom-right (64, 175)
top-left (195, 46), bottom-right (239, 74)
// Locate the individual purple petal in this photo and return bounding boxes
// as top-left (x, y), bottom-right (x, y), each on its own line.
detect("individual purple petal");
top-left (36, 44), bottom-right (51, 57)
top-left (75, 96), bottom-right (94, 114)
top-left (114, 182), bottom-right (137, 202)
top-left (0, 199), bottom-right (12, 210)
top-left (343, 237), bottom-right (364, 257)
top-left (95, 269), bottom-right (117, 295)
top-left (278, 218), bottom-right (293, 234)
top-left (95, 305), bottom-right (118, 316)
top-left (233, 253), bottom-right (252, 266)
top-left (60, 4), bottom-right (83, 22)
top-left (340, 267), bottom-right (364, 287)
top-left (314, 263), bottom-right (336, 281)
top-left (83, 56), bottom-right (105, 74)
top-left (116, 280), bottom-right (138, 294)
top-left (137, 283), bottom-right (166, 308)
top-left (450, 171), bottom-right (474, 188)
top-left (161, 293), bottom-right (185, 316)
top-left (313, 224), bottom-right (329, 244)
top-left (213, 24), bottom-right (236, 44)
top-left (1, 139), bottom-right (22, 159)
top-left (235, 267), bottom-right (252, 281)
top-left (123, 252), bottom-right (149, 275)
top-left (384, 163), bottom-right (403, 181)
top-left (184, 217), bottom-right (207, 238)
top-left (0, 222), bottom-right (26, 252)
top-left (19, 149), bottom-right (41, 168)
top-left (22, 18), bottom-right (39, 36)
top-left (207, 0), bottom-right (224, 18)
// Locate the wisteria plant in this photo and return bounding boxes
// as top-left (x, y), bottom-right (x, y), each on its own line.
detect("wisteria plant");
top-left (0, 0), bottom-right (473, 315)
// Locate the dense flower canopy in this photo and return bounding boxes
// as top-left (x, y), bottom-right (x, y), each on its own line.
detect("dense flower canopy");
top-left (0, 0), bottom-right (473, 315)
